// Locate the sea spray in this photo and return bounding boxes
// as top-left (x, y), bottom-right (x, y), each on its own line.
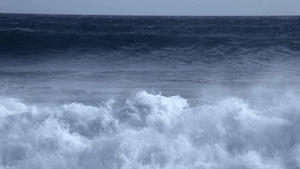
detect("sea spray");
top-left (0, 91), bottom-right (300, 168)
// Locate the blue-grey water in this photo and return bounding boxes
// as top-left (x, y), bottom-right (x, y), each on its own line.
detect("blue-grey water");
top-left (1, 14), bottom-right (300, 169)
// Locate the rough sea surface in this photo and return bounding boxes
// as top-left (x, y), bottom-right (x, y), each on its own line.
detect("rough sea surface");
top-left (1, 14), bottom-right (300, 169)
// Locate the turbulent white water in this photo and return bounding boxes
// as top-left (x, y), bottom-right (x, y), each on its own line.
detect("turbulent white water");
top-left (1, 91), bottom-right (300, 169)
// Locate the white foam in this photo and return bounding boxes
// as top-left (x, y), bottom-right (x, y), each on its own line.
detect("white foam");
top-left (1, 91), bottom-right (300, 168)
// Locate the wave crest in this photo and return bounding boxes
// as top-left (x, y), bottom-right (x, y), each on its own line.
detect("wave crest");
top-left (1, 91), bottom-right (300, 168)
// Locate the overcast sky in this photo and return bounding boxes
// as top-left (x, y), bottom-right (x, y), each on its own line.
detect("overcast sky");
top-left (1, 0), bottom-right (300, 16)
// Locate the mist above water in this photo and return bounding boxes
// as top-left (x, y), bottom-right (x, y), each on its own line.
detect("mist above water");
top-left (1, 91), bottom-right (300, 169)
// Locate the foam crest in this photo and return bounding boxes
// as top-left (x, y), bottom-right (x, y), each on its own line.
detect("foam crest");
top-left (118, 91), bottom-right (188, 130)
top-left (60, 102), bottom-right (118, 137)
top-left (0, 97), bottom-right (35, 116)
top-left (1, 91), bottom-right (300, 168)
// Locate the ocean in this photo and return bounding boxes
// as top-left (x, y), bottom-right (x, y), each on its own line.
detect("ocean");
top-left (1, 13), bottom-right (300, 168)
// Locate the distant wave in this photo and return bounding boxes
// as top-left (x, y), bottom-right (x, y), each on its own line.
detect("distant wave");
top-left (1, 15), bottom-right (299, 55)
top-left (1, 91), bottom-right (300, 168)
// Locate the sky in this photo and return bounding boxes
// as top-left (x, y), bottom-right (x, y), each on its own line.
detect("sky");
top-left (0, 0), bottom-right (300, 16)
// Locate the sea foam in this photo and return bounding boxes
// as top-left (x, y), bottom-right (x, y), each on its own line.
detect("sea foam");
top-left (0, 91), bottom-right (300, 169)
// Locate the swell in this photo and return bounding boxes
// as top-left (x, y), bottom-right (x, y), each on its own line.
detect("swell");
top-left (1, 91), bottom-right (300, 168)
top-left (1, 14), bottom-right (300, 55)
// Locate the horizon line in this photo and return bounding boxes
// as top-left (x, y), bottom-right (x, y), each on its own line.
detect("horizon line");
top-left (1, 12), bottom-right (300, 17)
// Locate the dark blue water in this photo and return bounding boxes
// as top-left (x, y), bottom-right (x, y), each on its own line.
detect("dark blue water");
top-left (1, 14), bottom-right (300, 169)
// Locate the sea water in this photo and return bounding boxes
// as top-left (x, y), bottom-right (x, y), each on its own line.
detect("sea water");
top-left (0, 14), bottom-right (300, 168)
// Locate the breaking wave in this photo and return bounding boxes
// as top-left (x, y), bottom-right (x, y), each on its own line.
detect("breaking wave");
top-left (1, 91), bottom-right (300, 169)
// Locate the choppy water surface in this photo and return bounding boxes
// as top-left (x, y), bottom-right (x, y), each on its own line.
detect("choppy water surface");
top-left (1, 14), bottom-right (300, 168)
